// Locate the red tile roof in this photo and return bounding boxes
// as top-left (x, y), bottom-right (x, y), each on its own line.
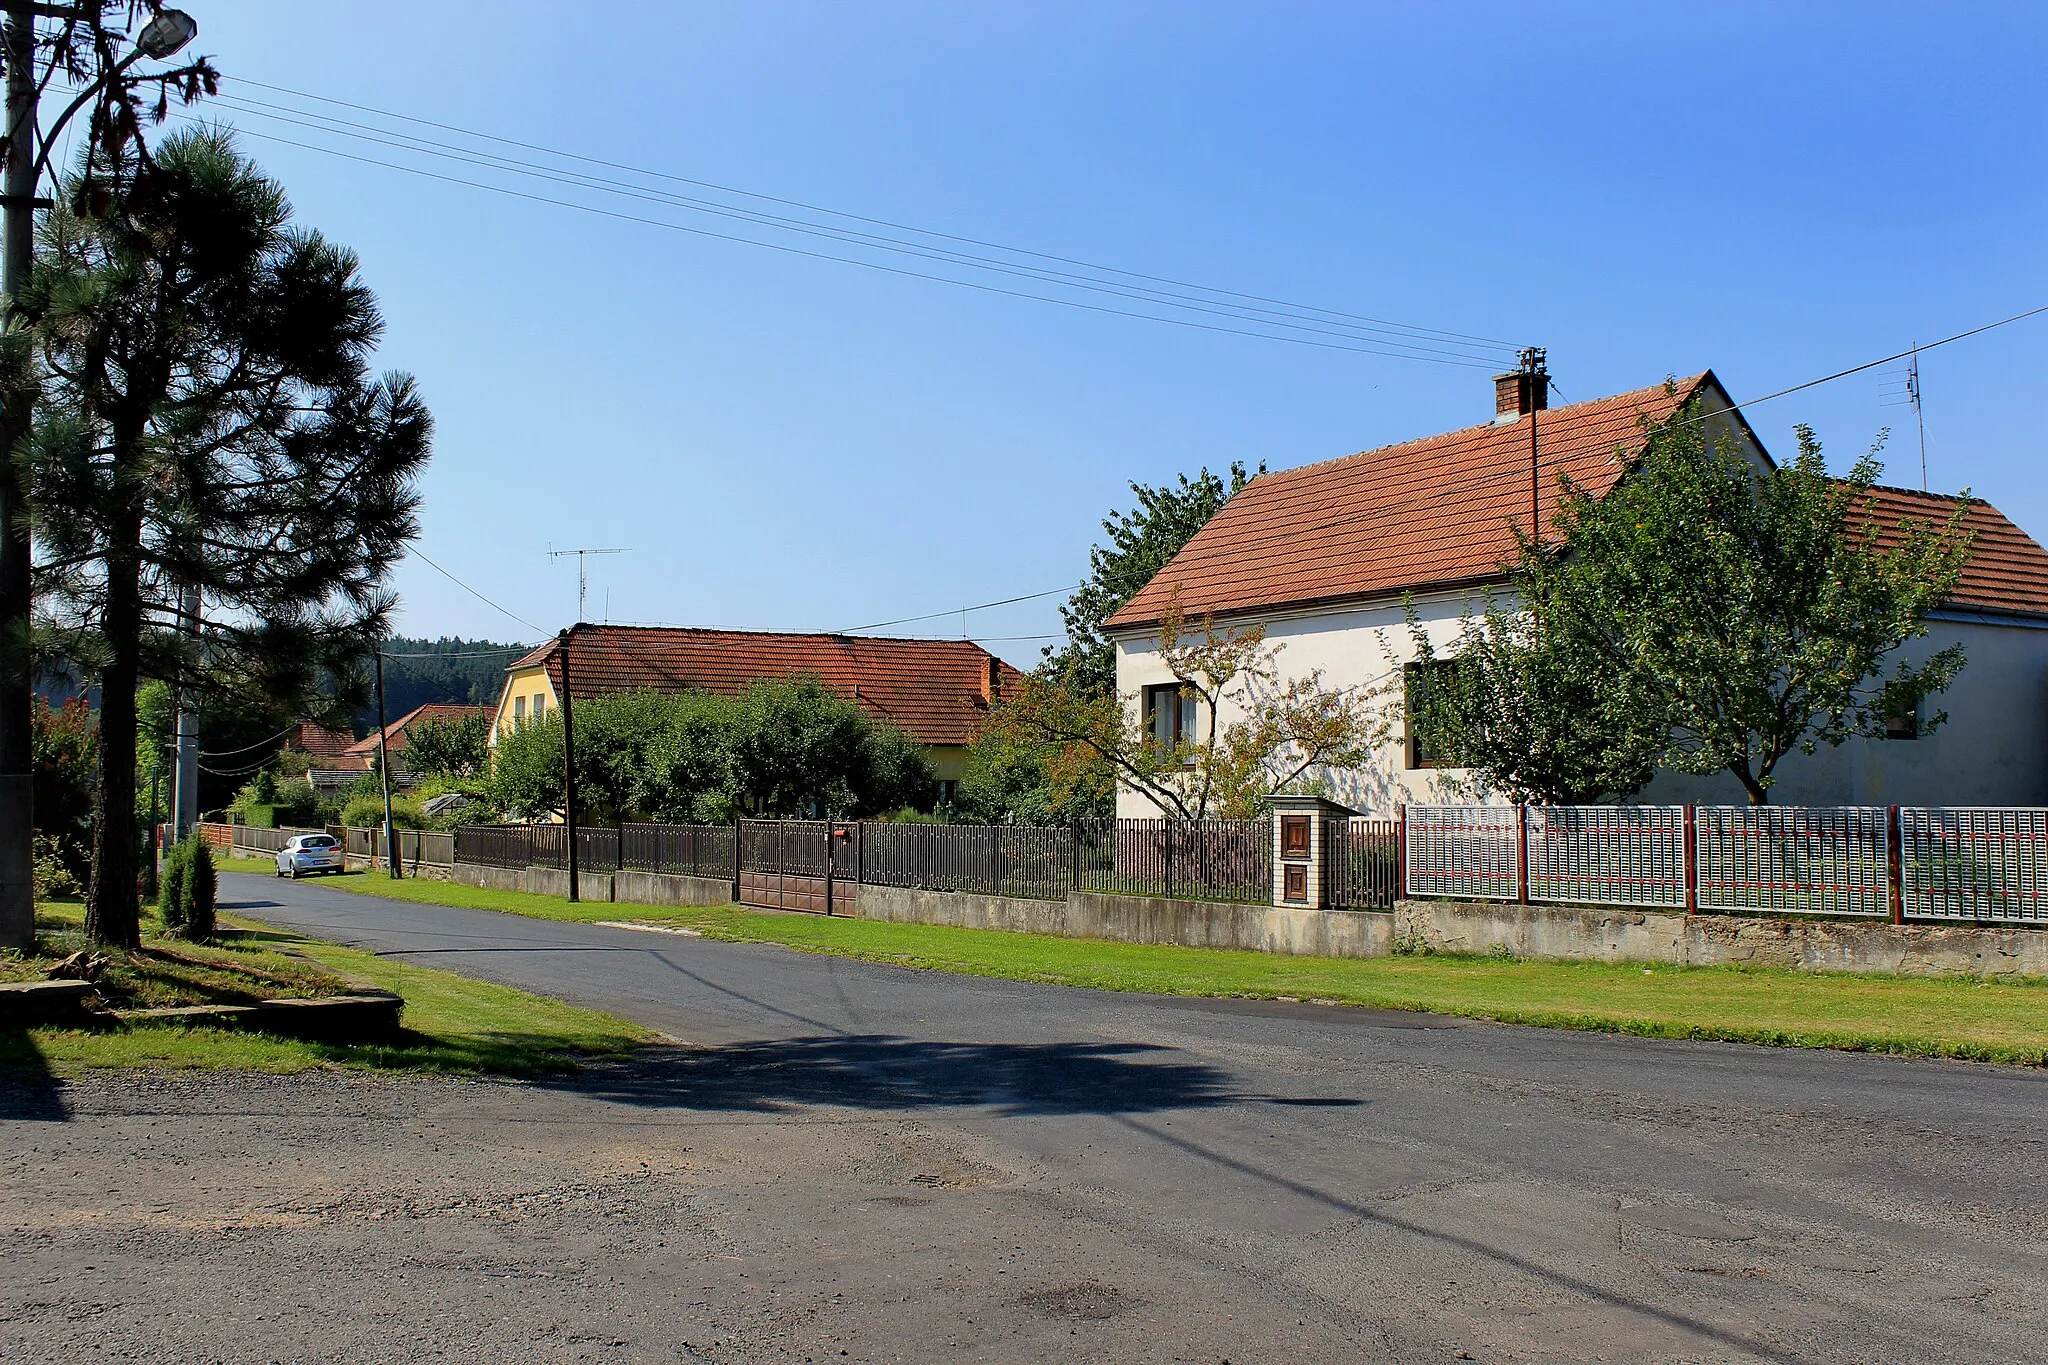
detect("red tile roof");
top-left (346, 703), bottom-right (493, 758)
top-left (1107, 375), bottom-right (1712, 629)
top-left (288, 721), bottom-right (356, 760)
top-left (505, 626), bottom-right (1023, 747)
top-left (1848, 485), bottom-right (2048, 618)
top-left (1107, 371), bottom-right (2048, 627)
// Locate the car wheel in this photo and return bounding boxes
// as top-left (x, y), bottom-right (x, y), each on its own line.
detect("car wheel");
top-left (287, 868), bottom-right (299, 880)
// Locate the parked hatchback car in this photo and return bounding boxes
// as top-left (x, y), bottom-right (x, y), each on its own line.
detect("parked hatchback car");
top-left (276, 833), bottom-right (344, 879)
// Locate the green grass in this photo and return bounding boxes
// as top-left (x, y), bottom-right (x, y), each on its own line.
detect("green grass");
top-left (227, 864), bottom-right (2048, 1066)
top-left (2, 894), bottom-right (656, 1077)
top-left (7, 900), bottom-right (356, 1007)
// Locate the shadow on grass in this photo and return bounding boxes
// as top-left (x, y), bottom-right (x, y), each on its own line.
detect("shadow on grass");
top-left (547, 1035), bottom-right (1365, 1118)
top-left (0, 1029), bottom-right (67, 1120)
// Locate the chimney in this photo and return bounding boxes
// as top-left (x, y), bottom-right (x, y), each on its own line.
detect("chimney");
top-left (1493, 346), bottom-right (1549, 423)
top-left (983, 655), bottom-right (1001, 704)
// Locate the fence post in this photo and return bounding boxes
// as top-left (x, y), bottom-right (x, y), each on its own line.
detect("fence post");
top-left (1516, 805), bottom-right (1529, 905)
top-left (1684, 804), bottom-right (1698, 916)
top-left (1396, 804), bottom-right (1408, 901)
top-left (731, 815), bottom-right (742, 903)
top-left (1888, 804), bottom-right (1904, 924)
top-left (857, 820), bottom-right (866, 885)
top-left (1164, 819), bottom-right (1176, 901)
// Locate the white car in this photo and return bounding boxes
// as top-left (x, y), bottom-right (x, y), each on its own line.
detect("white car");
top-left (275, 833), bottom-right (345, 879)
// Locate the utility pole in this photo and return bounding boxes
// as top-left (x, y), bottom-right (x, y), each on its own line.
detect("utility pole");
top-left (0, 4), bottom-right (42, 949)
top-left (558, 626), bottom-right (580, 902)
top-left (0, 6), bottom-right (203, 949)
top-left (373, 645), bottom-right (399, 878)
top-left (171, 584), bottom-right (199, 840)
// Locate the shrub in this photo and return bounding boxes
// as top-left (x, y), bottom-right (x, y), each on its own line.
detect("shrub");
top-left (341, 794), bottom-right (423, 830)
top-left (156, 835), bottom-right (218, 940)
top-left (31, 834), bottom-right (82, 902)
top-left (181, 839), bottom-right (217, 941)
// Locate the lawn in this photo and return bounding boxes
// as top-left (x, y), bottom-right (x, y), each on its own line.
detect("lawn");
top-left (236, 863), bottom-right (2048, 1065)
top-left (2, 896), bottom-right (655, 1076)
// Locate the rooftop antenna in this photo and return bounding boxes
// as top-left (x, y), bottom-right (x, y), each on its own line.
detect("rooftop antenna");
top-left (1878, 348), bottom-right (1929, 491)
top-left (547, 546), bottom-right (629, 624)
top-left (1907, 343), bottom-right (1927, 491)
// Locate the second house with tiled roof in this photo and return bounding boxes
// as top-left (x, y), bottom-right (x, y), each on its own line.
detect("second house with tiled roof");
top-left (1103, 367), bottom-right (2048, 815)
top-left (491, 626), bottom-right (1022, 800)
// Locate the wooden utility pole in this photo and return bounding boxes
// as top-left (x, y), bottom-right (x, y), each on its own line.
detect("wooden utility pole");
top-left (373, 646), bottom-right (399, 878)
top-left (558, 627), bottom-right (580, 902)
top-left (0, 4), bottom-right (40, 951)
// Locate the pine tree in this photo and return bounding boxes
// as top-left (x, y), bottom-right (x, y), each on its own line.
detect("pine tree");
top-left (21, 128), bottom-right (430, 946)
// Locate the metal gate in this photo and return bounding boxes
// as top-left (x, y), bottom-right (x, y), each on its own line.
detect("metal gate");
top-left (736, 819), bottom-right (859, 914)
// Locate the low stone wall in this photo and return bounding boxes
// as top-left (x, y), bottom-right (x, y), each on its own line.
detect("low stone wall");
top-left (853, 882), bottom-right (1392, 959)
top-left (1394, 898), bottom-right (2048, 980)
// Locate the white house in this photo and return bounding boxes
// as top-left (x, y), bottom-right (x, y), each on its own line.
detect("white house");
top-left (1104, 368), bottom-right (2048, 815)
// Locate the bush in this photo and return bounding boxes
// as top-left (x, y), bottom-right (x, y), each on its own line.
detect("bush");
top-left (341, 794), bottom-right (423, 830)
top-left (31, 834), bottom-right (82, 902)
top-left (158, 835), bottom-right (217, 940)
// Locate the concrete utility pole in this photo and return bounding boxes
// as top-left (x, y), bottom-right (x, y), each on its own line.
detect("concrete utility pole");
top-left (0, 4), bottom-right (42, 950)
top-left (171, 584), bottom-right (199, 841)
top-left (0, 4), bottom-right (201, 948)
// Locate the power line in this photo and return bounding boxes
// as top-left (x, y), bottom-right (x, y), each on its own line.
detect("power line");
top-left (407, 546), bottom-right (548, 635)
top-left (226, 76), bottom-right (1521, 354)
top-left (208, 94), bottom-right (1514, 366)
top-left (206, 123), bottom-right (1502, 370)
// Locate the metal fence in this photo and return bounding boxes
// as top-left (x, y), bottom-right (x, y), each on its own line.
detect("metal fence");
top-left (1694, 806), bottom-right (1890, 918)
top-left (1405, 805), bottom-right (1520, 901)
top-left (1526, 806), bottom-right (1688, 909)
top-left (1322, 817), bottom-right (1401, 910)
top-left (621, 822), bottom-right (735, 879)
top-left (1902, 808), bottom-right (2048, 924)
top-left (860, 822), bottom-right (1072, 900)
top-left (1075, 818), bottom-right (1271, 904)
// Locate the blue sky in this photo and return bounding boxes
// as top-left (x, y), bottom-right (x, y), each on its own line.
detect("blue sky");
top-left (183, 2), bottom-right (2046, 663)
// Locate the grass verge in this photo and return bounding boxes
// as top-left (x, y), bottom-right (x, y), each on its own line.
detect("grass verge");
top-left (3, 896), bottom-right (655, 1077)
top-left (233, 865), bottom-right (2048, 1065)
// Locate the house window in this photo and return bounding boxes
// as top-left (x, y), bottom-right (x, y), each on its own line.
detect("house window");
top-left (1404, 660), bottom-right (1462, 769)
top-left (1144, 682), bottom-right (1198, 747)
top-left (1884, 694), bottom-right (1919, 740)
top-left (514, 696), bottom-right (527, 726)
top-left (532, 694), bottom-right (546, 722)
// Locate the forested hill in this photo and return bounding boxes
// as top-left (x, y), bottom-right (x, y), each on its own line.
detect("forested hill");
top-left (360, 636), bottom-right (534, 731)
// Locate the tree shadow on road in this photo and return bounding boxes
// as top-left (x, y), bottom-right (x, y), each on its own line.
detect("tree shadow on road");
top-left (547, 1035), bottom-right (1363, 1119)
top-left (0, 1030), bottom-right (68, 1121)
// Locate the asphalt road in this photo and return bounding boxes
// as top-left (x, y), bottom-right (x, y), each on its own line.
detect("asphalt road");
top-left (7, 871), bottom-right (2048, 1364)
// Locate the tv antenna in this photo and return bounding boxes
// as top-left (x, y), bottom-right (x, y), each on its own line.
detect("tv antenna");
top-left (547, 546), bottom-right (629, 623)
top-left (1877, 344), bottom-right (1929, 491)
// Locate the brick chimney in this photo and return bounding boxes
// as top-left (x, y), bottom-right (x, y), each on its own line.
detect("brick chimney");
top-left (1493, 346), bottom-right (1549, 423)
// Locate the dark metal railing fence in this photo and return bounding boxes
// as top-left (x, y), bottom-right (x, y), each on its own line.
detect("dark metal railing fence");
top-left (1324, 817), bottom-right (1401, 909)
top-left (1074, 818), bottom-right (1271, 904)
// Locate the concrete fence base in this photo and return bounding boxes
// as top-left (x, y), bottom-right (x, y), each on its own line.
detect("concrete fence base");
top-left (851, 882), bottom-right (1392, 958)
top-left (1394, 898), bottom-right (2048, 980)
top-left (448, 861), bottom-right (731, 908)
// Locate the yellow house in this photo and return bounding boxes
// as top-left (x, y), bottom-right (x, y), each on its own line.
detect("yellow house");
top-left (490, 624), bottom-right (1022, 793)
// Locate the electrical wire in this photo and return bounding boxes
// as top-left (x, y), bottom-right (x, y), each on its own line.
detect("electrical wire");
top-left (225, 77), bottom-right (1521, 353)
top-left (185, 109), bottom-right (1508, 368)
top-left (406, 545), bottom-right (547, 636)
top-left (208, 94), bottom-right (1513, 366)
top-left (197, 725), bottom-right (297, 760)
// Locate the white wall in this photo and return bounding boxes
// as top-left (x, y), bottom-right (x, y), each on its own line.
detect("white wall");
top-left (1111, 586), bottom-right (1500, 817)
top-left (1642, 613), bottom-right (2048, 807)
top-left (1113, 602), bottom-right (2048, 816)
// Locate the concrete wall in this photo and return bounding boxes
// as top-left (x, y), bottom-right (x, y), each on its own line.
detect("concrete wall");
top-left (1395, 897), bottom-right (2048, 980)
top-left (853, 882), bottom-right (1392, 959)
top-left (448, 861), bottom-right (729, 908)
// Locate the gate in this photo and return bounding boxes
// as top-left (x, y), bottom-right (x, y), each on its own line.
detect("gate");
top-left (736, 819), bottom-right (859, 914)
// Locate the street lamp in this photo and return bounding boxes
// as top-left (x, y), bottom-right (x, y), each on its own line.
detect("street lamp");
top-left (134, 9), bottom-right (197, 60)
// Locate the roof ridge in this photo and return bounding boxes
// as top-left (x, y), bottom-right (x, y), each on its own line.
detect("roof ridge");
top-left (1258, 372), bottom-right (1711, 483)
top-left (556, 622), bottom-right (996, 651)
